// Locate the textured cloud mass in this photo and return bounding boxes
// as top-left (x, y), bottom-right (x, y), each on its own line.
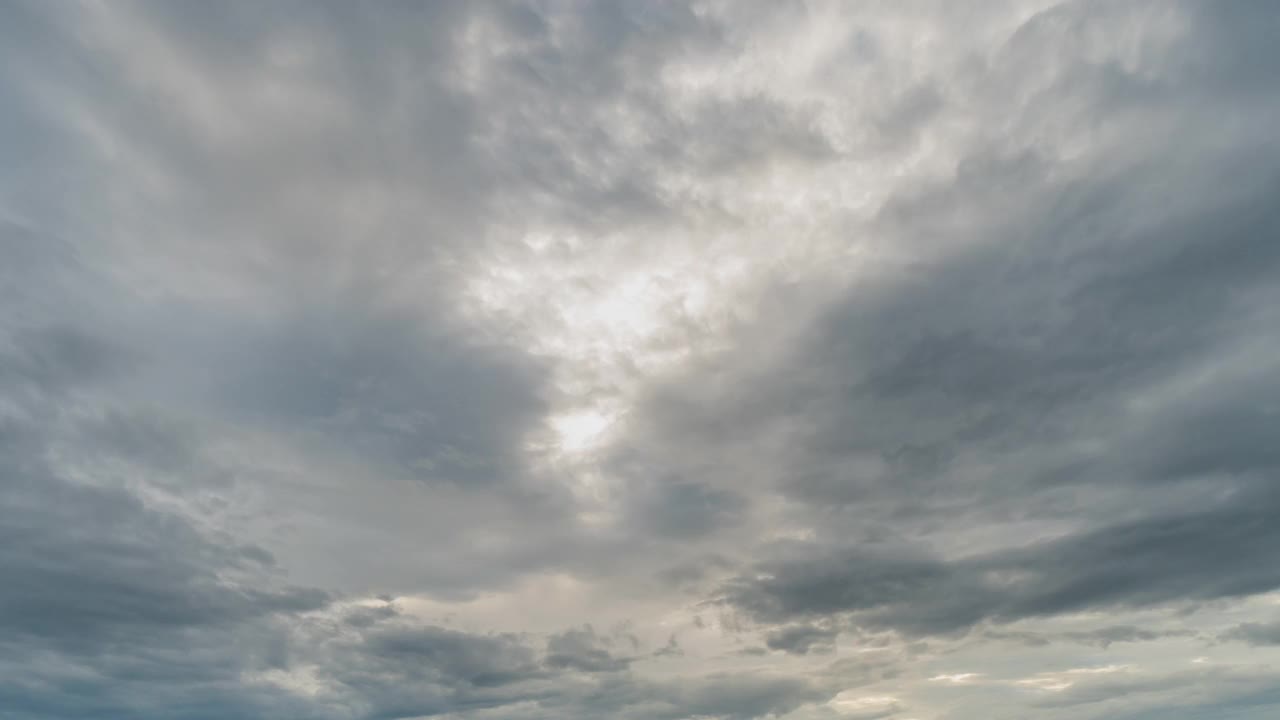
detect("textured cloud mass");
top-left (3, 1), bottom-right (1280, 719)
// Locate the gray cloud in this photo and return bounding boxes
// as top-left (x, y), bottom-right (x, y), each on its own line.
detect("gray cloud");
top-left (985, 625), bottom-right (1198, 649)
top-left (1222, 621), bottom-right (1280, 648)
top-left (765, 624), bottom-right (840, 655)
top-left (618, 0), bottom-right (1280, 653)
top-left (1032, 666), bottom-right (1280, 714)
top-left (723, 482), bottom-right (1280, 636)
top-left (0, 417), bottom-right (331, 720)
top-left (544, 625), bottom-right (633, 673)
top-left (4, 0), bottom-right (1280, 719)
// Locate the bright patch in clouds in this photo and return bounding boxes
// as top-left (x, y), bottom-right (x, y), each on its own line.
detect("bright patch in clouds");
top-left (830, 692), bottom-right (901, 717)
top-left (929, 673), bottom-right (983, 684)
top-left (550, 408), bottom-right (615, 454)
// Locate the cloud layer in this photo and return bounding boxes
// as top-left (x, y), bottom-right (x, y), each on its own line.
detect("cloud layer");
top-left (3, 1), bottom-right (1280, 719)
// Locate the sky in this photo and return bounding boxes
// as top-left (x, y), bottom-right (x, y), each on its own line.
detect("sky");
top-left (2, 1), bottom-right (1280, 719)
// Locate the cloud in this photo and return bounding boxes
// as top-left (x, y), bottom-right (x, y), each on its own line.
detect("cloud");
top-left (0, 417), bottom-right (331, 720)
top-left (765, 624), bottom-right (840, 655)
top-left (722, 481), bottom-right (1280, 635)
top-left (986, 624), bottom-right (1197, 649)
top-left (1027, 665), bottom-right (1280, 714)
top-left (4, 1), bottom-right (1280, 719)
top-left (1222, 621), bottom-right (1280, 647)
top-left (544, 625), bottom-right (633, 673)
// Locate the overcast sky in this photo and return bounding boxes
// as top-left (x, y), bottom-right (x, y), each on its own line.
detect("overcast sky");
top-left (3, 1), bottom-right (1280, 719)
